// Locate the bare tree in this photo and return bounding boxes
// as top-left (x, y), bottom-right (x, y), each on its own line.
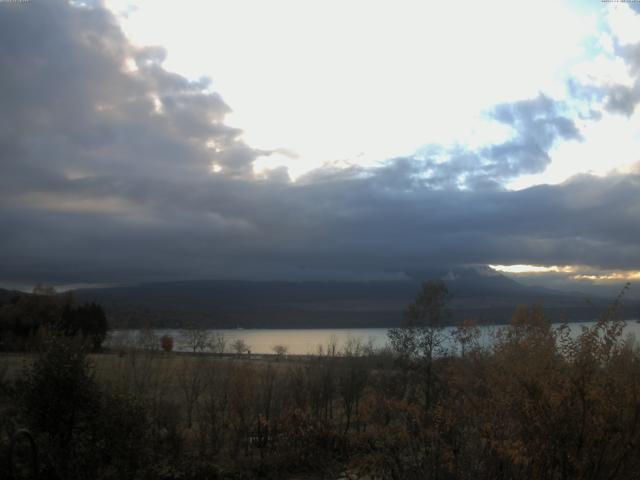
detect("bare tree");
top-left (210, 332), bottom-right (227, 354)
top-left (338, 357), bottom-right (368, 433)
top-left (180, 323), bottom-right (211, 353)
top-left (272, 344), bottom-right (288, 359)
top-left (198, 359), bottom-right (232, 456)
top-left (452, 318), bottom-right (481, 357)
top-left (137, 325), bottom-right (160, 353)
top-left (231, 338), bottom-right (249, 355)
top-left (106, 329), bottom-right (131, 356)
top-left (120, 330), bottom-right (174, 406)
top-left (388, 280), bottom-right (450, 360)
top-left (177, 356), bottom-right (207, 428)
top-left (255, 363), bottom-right (278, 451)
top-left (343, 334), bottom-right (369, 357)
top-left (388, 280), bottom-right (451, 412)
top-left (327, 334), bottom-right (339, 357)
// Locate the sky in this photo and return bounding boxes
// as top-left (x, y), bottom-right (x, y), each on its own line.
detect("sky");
top-left (1, 0), bottom-right (640, 295)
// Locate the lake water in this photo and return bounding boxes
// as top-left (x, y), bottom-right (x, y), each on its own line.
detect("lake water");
top-left (108, 319), bottom-right (640, 355)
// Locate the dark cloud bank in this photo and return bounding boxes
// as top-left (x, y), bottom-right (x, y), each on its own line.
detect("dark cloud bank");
top-left (1, 0), bottom-right (639, 288)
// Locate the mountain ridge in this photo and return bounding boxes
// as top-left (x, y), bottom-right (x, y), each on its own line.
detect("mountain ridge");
top-left (68, 268), bottom-right (637, 328)
top-left (3, 267), bottom-right (636, 328)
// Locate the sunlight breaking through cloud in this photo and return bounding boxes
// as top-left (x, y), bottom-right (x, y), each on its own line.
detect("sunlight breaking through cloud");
top-left (489, 265), bottom-right (576, 274)
top-left (574, 271), bottom-right (640, 282)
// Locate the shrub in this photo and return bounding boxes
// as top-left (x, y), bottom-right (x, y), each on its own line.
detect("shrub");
top-left (17, 331), bottom-right (151, 479)
top-left (161, 335), bottom-right (174, 353)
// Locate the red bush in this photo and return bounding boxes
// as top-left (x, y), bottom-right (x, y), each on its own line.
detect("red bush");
top-left (160, 335), bottom-right (174, 353)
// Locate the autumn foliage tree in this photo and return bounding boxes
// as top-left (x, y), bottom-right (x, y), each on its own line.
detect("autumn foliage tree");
top-left (160, 335), bottom-right (174, 353)
top-left (4, 282), bottom-right (640, 479)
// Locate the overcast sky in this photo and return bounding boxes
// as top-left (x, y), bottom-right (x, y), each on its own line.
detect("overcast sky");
top-left (1, 0), bottom-right (639, 293)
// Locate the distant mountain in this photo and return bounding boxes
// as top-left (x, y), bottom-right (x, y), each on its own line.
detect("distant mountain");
top-left (73, 268), bottom-right (638, 329)
top-left (0, 288), bottom-right (18, 304)
top-left (408, 266), bottom-right (606, 307)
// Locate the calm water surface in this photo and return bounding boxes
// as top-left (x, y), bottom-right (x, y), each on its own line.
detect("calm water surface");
top-left (109, 320), bottom-right (640, 355)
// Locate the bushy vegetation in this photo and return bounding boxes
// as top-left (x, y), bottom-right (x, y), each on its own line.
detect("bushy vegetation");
top-left (0, 286), bottom-right (108, 352)
top-left (1, 283), bottom-right (639, 479)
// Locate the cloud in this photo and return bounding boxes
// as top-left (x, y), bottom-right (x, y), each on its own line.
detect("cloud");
top-left (588, 6), bottom-right (640, 116)
top-left (0, 0), bottom-right (253, 189)
top-left (604, 83), bottom-right (640, 115)
top-left (0, 1), bottom-right (638, 288)
top-left (356, 94), bottom-right (582, 191)
top-left (481, 95), bottom-right (582, 178)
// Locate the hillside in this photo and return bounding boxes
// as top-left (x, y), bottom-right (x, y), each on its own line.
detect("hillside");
top-left (0, 288), bottom-right (18, 304)
top-left (72, 268), bottom-right (638, 328)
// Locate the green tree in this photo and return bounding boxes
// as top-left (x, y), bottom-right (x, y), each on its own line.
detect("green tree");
top-left (18, 333), bottom-right (98, 477)
top-left (60, 302), bottom-right (108, 351)
top-left (17, 331), bottom-right (149, 479)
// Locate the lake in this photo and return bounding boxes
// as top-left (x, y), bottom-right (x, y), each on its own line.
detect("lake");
top-left (108, 319), bottom-right (640, 355)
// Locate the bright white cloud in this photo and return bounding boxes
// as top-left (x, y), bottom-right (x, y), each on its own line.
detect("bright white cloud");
top-left (606, 3), bottom-right (640, 45)
top-left (507, 4), bottom-right (640, 191)
top-left (105, 0), bottom-right (598, 179)
top-left (508, 110), bottom-right (640, 190)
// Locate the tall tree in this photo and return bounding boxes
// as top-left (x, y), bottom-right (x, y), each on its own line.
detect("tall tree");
top-left (388, 280), bottom-right (451, 413)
